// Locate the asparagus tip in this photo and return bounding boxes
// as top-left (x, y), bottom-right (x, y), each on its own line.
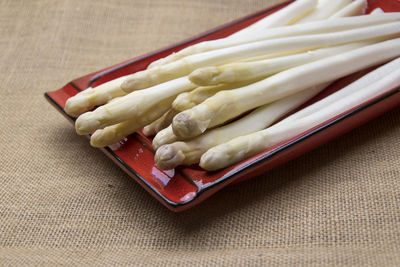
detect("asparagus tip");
top-left (121, 76), bottom-right (150, 92)
top-left (199, 149), bottom-right (223, 171)
top-left (189, 67), bottom-right (221, 86)
top-left (142, 125), bottom-right (156, 137)
top-left (90, 129), bottom-right (111, 147)
top-left (152, 126), bottom-right (178, 149)
top-left (75, 112), bottom-right (99, 135)
top-left (64, 95), bottom-right (90, 117)
top-left (155, 145), bottom-right (185, 170)
top-left (172, 92), bottom-right (196, 111)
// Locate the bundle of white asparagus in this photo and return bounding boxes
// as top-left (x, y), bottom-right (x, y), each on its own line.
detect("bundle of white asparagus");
top-left (65, 0), bottom-right (400, 171)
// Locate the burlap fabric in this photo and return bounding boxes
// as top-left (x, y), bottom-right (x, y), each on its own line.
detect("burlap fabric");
top-left (1, 0), bottom-right (399, 265)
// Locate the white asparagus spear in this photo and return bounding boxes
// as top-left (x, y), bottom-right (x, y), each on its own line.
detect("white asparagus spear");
top-left (172, 80), bottom-right (259, 111)
top-left (171, 38), bottom-right (400, 139)
top-left (172, 87), bottom-right (221, 112)
top-left (142, 108), bottom-right (179, 137)
top-left (226, 0), bottom-right (317, 39)
top-left (75, 77), bottom-right (195, 135)
top-left (147, 0), bottom-right (318, 69)
top-left (90, 96), bottom-right (175, 147)
top-left (151, 83), bottom-right (259, 146)
top-left (145, 13), bottom-right (400, 70)
top-left (189, 41), bottom-right (368, 86)
top-left (155, 84), bottom-right (327, 170)
top-left (271, 8), bottom-right (386, 126)
top-left (67, 13), bottom-right (396, 115)
top-left (142, 80), bottom-right (259, 137)
top-left (371, 8), bottom-right (384, 15)
top-left (121, 21), bottom-right (400, 92)
top-left (200, 58), bottom-right (400, 171)
top-left (276, 59), bottom-right (400, 125)
top-left (152, 125), bottom-right (179, 150)
top-left (297, 0), bottom-right (352, 23)
top-left (65, 76), bottom-right (130, 117)
top-left (330, 0), bottom-right (367, 18)
top-left (150, 81), bottom-right (261, 146)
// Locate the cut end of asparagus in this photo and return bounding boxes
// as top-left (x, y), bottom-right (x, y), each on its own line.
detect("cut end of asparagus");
top-left (172, 112), bottom-right (208, 139)
top-left (155, 144), bottom-right (186, 170)
top-left (75, 112), bottom-right (100, 135)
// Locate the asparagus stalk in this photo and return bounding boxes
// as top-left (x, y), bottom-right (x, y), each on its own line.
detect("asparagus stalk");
top-left (297, 0), bottom-right (352, 23)
top-left (189, 42), bottom-right (368, 86)
top-left (90, 96), bottom-right (175, 147)
top-left (67, 13), bottom-right (397, 115)
top-left (221, 0), bottom-right (318, 39)
top-left (153, 83), bottom-right (260, 148)
top-left (65, 76), bottom-right (130, 117)
top-left (121, 21), bottom-right (400, 92)
top-left (152, 125), bottom-right (178, 150)
top-left (155, 84), bottom-right (327, 170)
top-left (276, 55), bottom-right (400, 125)
top-left (145, 13), bottom-right (400, 71)
top-left (172, 80), bottom-right (258, 112)
top-left (142, 108), bottom-right (179, 137)
top-left (171, 38), bottom-right (400, 139)
top-left (371, 8), bottom-right (384, 15)
top-left (200, 58), bottom-right (400, 171)
top-left (151, 81), bottom-right (260, 147)
top-left (147, 0), bottom-right (318, 69)
top-left (330, 0), bottom-right (367, 18)
top-left (143, 78), bottom-right (253, 135)
top-left (75, 77), bottom-right (195, 135)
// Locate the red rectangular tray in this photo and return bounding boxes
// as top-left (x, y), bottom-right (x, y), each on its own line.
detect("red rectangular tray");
top-left (45, 0), bottom-right (400, 211)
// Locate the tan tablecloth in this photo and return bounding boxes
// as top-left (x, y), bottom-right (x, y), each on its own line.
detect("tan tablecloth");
top-left (1, 0), bottom-right (399, 265)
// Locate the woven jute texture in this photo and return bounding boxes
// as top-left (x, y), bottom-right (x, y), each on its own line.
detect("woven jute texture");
top-left (1, 0), bottom-right (399, 265)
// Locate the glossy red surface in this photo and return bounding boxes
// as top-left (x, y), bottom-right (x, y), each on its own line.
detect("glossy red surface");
top-left (45, 0), bottom-right (400, 211)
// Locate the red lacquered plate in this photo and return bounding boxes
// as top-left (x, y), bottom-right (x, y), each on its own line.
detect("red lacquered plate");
top-left (45, 0), bottom-right (400, 212)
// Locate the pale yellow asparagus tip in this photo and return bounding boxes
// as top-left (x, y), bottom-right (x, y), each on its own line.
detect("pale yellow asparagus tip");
top-left (65, 93), bottom-right (90, 117)
top-left (189, 67), bottom-right (222, 86)
top-left (90, 127), bottom-right (123, 148)
top-left (199, 150), bottom-right (221, 171)
top-left (75, 112), bottom-right (100, 135)
top-left (199, 146), bottom-right (231, 171)
top-left (143, 108), bottom-right (176, 136)
top-left (143, 108), bottom-right (180, 136)
top-left (190, 64), bottom-right (257, 86)
top-left (154, 145), bottom-right (186, 170)
top-left (90, 120), bottom-right (137, 148)
top-left (90, 117), bottom-right (146, 147)
top-left (143, 109), bottom-right (174, 137)
top-left (91, 96), bottom-right (176, 146)
top-left (152, 125), bottom-right (179, 149)
top-left (65, 75), bottom-right (131, 116)
top-left (199, 133), bottom-right (265, 171)
top-left (172, 92), bottom-right (195, 111)
top-left (142, 124), bottom-right (157, 137)
top-left (121, 72), bottom-right (152, 92)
